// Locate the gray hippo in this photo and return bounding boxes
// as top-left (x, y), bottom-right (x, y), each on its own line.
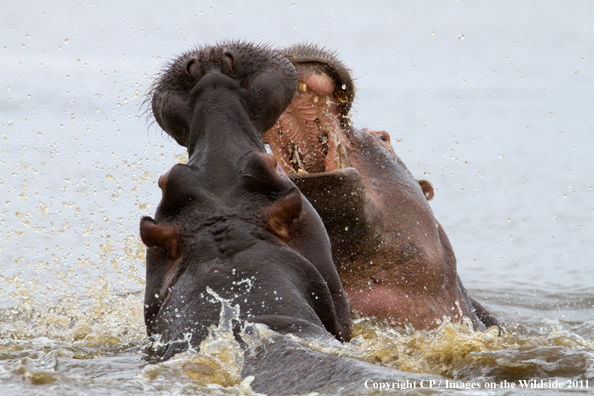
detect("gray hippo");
top-left (262, 43), bottom-right (499, 332)
top-left (141, 41), bottom-right (433, 394)
top-left (142, 42), bottom-right (351, 358)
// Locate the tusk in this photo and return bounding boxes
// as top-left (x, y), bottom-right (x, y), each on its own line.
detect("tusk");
top-left (336, 143), bottom-right (350, 169)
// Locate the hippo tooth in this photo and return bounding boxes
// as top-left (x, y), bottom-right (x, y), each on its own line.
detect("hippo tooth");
top-left (312, 94), bottom-right (319, 103)
top-left (336, 143), bottom-right (350, 169)
top-left (319, 133), bottom-right (329, 156)
top-left (299, 82), bottom-right (308, 92)
top-left (287, 142), bottom-right (307, 173)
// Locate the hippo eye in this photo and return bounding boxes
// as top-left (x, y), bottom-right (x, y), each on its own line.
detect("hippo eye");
top-left (372, 131), bottom-right (391, 144)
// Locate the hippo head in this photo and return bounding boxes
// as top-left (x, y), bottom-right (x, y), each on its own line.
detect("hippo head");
top-left (259, 43), bottom-right (499, 332)
top-left (140, 42), bottom-right (351, 359)
top-left (150, 41), bottom-right (297, 156)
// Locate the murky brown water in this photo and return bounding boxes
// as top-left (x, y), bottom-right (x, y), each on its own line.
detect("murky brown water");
top-left (1, 285), bottom-right (592, 395)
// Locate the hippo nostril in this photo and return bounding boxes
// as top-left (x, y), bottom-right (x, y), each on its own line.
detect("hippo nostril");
top-left (222, 51), bottom-right (234, 73)
top-left (184, 58), bottom-right (198, 78)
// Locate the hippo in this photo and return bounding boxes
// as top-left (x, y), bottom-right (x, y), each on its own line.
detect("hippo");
top-left (141, 41), bottom-right (443, 394)
top-left (262, 43), bottom-right (499, 332)
top-left (141, 41), bottom-right (352, 362)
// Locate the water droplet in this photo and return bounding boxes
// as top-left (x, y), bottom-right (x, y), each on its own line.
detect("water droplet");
top-left (174, 153), bottom-right (188, 164)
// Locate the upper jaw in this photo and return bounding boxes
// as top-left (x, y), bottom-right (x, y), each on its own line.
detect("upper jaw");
top-left (278, 43), bottom-right (356, 124)
top-left (263, 68), bottom-right (352, 176)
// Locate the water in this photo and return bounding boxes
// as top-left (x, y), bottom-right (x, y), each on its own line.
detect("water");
top-left (1, 1), bottom-right (593, 394)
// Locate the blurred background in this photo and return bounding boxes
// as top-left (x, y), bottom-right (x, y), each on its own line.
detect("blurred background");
top-left (2, 0), bottom-right (592, 300)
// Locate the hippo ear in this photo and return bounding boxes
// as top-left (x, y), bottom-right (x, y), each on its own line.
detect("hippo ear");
top-left (417, 179), bottom-right (434, 201)
top-left (264, 188), bottom-right (303, 241)
top-left (140, 216), bottom-right (181, 260)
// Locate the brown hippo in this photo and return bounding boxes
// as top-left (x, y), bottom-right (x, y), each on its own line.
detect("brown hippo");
top-left (142, 42), bottom-right (351, 362)
top-left (262, 43), bottom-right (498, 332)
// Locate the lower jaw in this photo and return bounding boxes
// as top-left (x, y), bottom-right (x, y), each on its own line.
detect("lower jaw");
top-left (274, 140), bottom-right (351, 175)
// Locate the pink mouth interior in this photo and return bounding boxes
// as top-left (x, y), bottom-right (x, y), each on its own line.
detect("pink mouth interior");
top-left (263, 66), bottom-right (348, 175)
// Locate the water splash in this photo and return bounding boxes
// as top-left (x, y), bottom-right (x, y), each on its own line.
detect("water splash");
top-left (139, 287), bottom-right (258, 395)
top-left (0, 277), bottom-right (145, 346)
top-left (296, 316), bottom-right (594, 382)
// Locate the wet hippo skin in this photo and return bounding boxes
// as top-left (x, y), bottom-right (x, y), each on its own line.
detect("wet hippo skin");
top-left (141, 42), bottom-right (352, 362)
top-left (263, 43), bottom-right (499, 332)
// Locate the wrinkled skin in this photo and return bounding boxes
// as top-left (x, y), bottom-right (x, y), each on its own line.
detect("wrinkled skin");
top-left (142, 42), bottom-right (351, 361)
top-left (263, 43), bottom-right (499, 331)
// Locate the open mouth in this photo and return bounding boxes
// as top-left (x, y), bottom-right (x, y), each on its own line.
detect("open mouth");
top-left (263, 61), bottom-right (353, 176)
